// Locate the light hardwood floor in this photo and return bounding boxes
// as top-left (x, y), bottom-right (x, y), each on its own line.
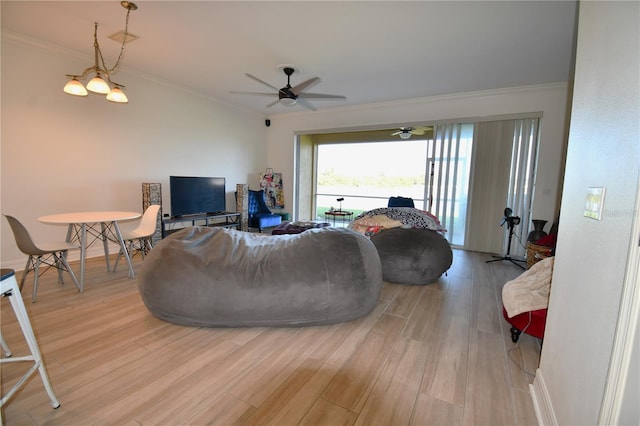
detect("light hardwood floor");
top-left (1, 249), bottom-right (541, 425)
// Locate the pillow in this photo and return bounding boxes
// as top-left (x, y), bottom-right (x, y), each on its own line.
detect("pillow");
top-left (353, 207), bottom-right (447, 233)
top-left (354, 214), bottom-right (403, 229)
top-left (348, 214), bottom-right (403, 236)
top-left (349, 223), bottom-right (385, 237)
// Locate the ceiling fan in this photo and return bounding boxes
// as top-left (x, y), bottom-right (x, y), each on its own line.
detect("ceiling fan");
top-left (391, 126), bottom-right (432, 140)
top-left (231, 66), bottom-right (346, 111)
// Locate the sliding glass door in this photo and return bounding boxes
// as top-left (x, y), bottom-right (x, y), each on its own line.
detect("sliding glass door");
top-left (314, 129), bottom-right (473, 246)
top-left (299, 114), bottom-right (540, 254)
top-left (316, 140), bottom-right (428, 216)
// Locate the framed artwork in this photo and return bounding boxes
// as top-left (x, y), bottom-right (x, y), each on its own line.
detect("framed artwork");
top-left (259, 170), bottom-right (284, 208)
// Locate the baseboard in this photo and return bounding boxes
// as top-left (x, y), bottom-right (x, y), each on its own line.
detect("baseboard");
top-left (530, 368), bottom-right (558, 426)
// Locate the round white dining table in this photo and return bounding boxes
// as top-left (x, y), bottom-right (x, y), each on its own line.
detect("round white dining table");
top-left (39, 211), bottom-right (141, 292)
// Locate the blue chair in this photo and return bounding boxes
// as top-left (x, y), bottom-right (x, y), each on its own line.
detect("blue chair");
top-left (388, 196), bottom-right (415, 208)
top-left (248, 190), bottom-right (281, 232)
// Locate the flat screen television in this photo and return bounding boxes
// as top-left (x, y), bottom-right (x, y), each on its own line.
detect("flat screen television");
top-left (169, 176), bottom-right (226, 217)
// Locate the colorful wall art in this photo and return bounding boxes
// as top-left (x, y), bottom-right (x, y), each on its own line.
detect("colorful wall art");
top-left (259, 169), bottom-right (284, 208)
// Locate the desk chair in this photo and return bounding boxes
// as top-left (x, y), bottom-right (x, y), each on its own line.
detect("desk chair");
top-left (1, 269), bottom-right (60, 417)
top-left (387, 196), bottom-right (415, 208)
top-left (113, 204), bottom-right (161, 272)
top-left (3, 214), bottom-right (80, 303)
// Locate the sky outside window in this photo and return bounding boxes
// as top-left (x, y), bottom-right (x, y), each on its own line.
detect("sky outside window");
top-left (317, 140), bottom-right (428, 212)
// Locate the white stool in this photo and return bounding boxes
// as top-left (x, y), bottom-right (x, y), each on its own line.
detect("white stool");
top-left (0, 268), bottom-right (60, 417)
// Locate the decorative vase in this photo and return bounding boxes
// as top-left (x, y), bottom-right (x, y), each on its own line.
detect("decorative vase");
top-left (527, 219), bottom-right (548, 243)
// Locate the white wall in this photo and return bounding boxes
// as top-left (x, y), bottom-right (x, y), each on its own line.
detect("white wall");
top-left (1, 34), bottom-right (267, 268)
top-left (265, 83), bottom-right (570, 228)
top-left (535, 1), bottom-right (639, 424)
top-left (1, 33), bottom-right (572, 270)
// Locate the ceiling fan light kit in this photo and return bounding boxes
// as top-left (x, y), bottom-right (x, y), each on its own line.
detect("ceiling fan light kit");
top-left (231, 65), bottom-right (346, 111)
top-left (63, 1), bottom-right (137, 104)
top-left (280, 96), bottom-right (297, 106)
top-left (391, 126), bottom-right (432, 140)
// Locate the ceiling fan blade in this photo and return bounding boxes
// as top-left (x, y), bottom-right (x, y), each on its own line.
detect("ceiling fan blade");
top-left (245, 73), bottom-right (280, 91)
top-left (410, 126), bottom-right (432, 135)
top-left (291, 77), bottom-right (321, 96)
top-left (299, 93), bottom-right (346, 100)
top-left (390, 131), bottom-right (402, 136)
top-left (296, 97), bottom-right (317, 111)
top-left (230, 91), bottom-right (278, 97)
top-left (234, 70), bottom-right (345, 110)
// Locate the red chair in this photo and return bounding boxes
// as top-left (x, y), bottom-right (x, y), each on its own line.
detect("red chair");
top-left (503, 306), bottom-right (547, 342)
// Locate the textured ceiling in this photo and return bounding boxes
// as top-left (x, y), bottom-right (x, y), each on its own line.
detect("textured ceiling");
top-left (2, 1), bottom-right (577, 116)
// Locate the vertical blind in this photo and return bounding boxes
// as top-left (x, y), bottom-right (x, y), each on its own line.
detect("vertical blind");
top-left (466, 117), bottom-right (541, 257)
top-left (505, 117), bottom-right (541, 258)
top-left (425, 123), bottom-right (474, 246)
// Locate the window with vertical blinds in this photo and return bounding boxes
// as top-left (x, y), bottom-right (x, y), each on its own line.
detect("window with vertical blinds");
top-left (296, 114), bottom-right (541, 257)
top-left (466, 116), bottom-right (541, 257)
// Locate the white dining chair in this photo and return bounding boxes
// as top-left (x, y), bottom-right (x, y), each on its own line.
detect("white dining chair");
top-left (113, 205), bottom-right (161, 272)
top-left (3, 214), bottom-right (80, 303)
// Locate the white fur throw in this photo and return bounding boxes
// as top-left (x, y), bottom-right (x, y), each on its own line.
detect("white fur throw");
top-left (502, 256), bottom-right (554, 318)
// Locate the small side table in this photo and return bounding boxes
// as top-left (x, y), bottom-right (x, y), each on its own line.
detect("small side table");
top-left (1, 269), bottom-right (60, 412)
top-left (324, 210), bottom-right (354, 226)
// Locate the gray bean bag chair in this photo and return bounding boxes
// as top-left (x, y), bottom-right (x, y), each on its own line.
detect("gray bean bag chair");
top-left (137, 226), bottom-right (382, 327)
top-left (370, 227), bottom-right (452, 285)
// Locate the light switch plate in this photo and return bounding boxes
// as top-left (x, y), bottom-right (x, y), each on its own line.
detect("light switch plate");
top-left (584, 187), bottom-right (605, 220)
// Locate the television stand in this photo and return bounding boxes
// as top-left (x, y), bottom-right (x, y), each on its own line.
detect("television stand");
top-left (161, 211), bottom-right (240, 238)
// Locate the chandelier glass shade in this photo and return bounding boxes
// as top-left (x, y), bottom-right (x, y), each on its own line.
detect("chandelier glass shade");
top-left (63, 1), bottom-right (137, 104)
top-left (106, 85), bottom-right (128, 103)
top-left (85, 74), bottom-right (110, 94)
top-left (62, 78), bottom-right (88, 96)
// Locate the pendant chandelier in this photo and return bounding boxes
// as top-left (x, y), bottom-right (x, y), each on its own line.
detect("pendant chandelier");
top-left (63, 1), bottom-right (138, 103)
